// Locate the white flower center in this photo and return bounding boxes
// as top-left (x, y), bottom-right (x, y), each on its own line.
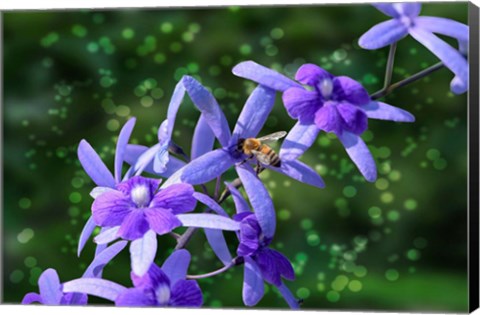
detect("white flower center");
top-left (130, 185), bottom-right (150, 207)
top-left (319, 78), bottom-right (333, 99)
top-left (155, 284), bottom-right (171, 305)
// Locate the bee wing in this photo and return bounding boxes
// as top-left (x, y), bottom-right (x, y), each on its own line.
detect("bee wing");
top-left (252, 150), bottom-right (271, 165)
top-left (256, 131), bottom-right (287, 144)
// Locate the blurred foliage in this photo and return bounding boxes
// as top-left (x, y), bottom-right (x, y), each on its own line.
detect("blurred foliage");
top-left (2, 2), bottom-right (469, 311)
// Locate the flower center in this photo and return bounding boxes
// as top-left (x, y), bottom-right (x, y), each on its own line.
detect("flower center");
top-left (318, 78), bottom-right (333, 100)
top-left (399, 16), bottom-right (414, 28)
top-left (130, 185), bottom-right (151, 207)
top-left (155, 284), bottom-right (171, 306)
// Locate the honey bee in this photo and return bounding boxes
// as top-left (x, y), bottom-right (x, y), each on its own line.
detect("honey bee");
top-left (237, 131), bottom-right (287, 168)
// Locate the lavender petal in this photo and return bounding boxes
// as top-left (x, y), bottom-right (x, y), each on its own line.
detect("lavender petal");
top-left (77, 216), bottom-right (96, 257)
top-left (232, 60), bottom-right (302, 92)
top-left (83, 241), bottom-right (128, 278)
top-left (372, 3), bottom-right (400, 18)
top-left (182, 75), bottom-right (232, 147)
top-left (130, 230), bottom-right (158, 276)
top-left (94, 226), bottom-right (121, 245)
top-left (361, 101), bottom-right (415, 122)
top-left (90, 187), bottom-right (116, 199)
top-left (232, 85), bottom-right (276, 139)
top-left (161, 249), bottom-right (191, 285)
top-left (178, 148), bottom-right (234, 185)
top-left (269, 159), bottom-right (325, 188)
top-left (144, 208), bottom-right (182, 235)
top-left (114, 117), bottom-right (136, 183)
top-left (164, 81), bottom-right (187, 141)
top-left (451, 75), bottom-right (468, 95)
top-left (394, 2), bottom-right (421, 18)
top-left (236, 165), bottom-right (275, 239)
top-left (63, 278), bottom-right (126, 302)
top-left (22, 293), bottom-right (43, 304)
top-left (115, 288), bottom-right (155, 306)
top-left (226, 183), bottom-right (250, 213)
top-left (409, 27), bottom-right (468, 85)
top-left (152, 183), bottom-right (197, 214)
top-left (242, 257), bottom-right (265, 306)
top-left (279, 121), bottom-right (320, 160)
top-left (177, 213), bottom-right (240, 231)
top-left (38, 269), bottom-right (62, 305)
top-left (124, 144), bottom-right (186, 178)
top-left (170, 280), bottom-right (203, 307)
top-left (415, 16), bottom-right (468, 42)
top-left (78, 140), bottom-right (115, 188)
top-left (191, 115), bottom-right (215, 160)
top-left (204, 229), bottom-right (233, 266)
top-left (337, 131), bottom-right (377, 182)
top-left (193, 192), bottom-right (228, 216)
top-left (358, 19), bottom-right (409, 50)
top-left (277, 282), bottom-right (300, 309)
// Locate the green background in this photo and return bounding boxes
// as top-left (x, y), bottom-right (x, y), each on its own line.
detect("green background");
top-left (2, 2), bottom-right (469, 311)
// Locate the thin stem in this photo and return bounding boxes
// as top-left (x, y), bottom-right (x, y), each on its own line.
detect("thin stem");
top-left (186, 257), bottom-right (243, 280)
top-left (371, 62), bottom-right (445, 100)
top-left (214, 175), bottom-right (222, 201)
top-left (383, 42), bottom-right (397, 89)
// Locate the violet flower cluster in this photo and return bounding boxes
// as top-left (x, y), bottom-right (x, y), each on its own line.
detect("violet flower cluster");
top-left (23, 2), bottom-right (468, 309)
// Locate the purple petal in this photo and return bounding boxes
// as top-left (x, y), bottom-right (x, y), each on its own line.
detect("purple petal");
top-left (151, 184), bottom-right (197, 214)
top-left (94, 226), bottom-right (121, 245)
top-left (415, 16), bottom-right (468, 42)
top-left (63, 278), bottom-right (126, 302)
top-left (92, 190), bottom-right (132, 227)
top-left (337, 131), bottom-right (377, 182)
top-left (269, 159), bottom-right (325, 188)
top-left (144, 208), bottom-right (182, 235)
top-left (336, 102), bottom-right (368, 135)
top-left (282, 88), bottom-right (320, 124)
top-left (333, 76), bottom-right (370, 106)
top-left (22, 293), bottom-right (42, 304)
top-left (131, 263), bottom-right (170, 289)
top-left (237, 217), bottom-right (261, 257)
top-left (177, 213), bottom-right (240, 231)
top-left (191, 115), bottom-right (215, 160)
top-left (77, 216), bottom-right (96, 257)
top-left (78, 140), bottom-right (115, 188)
top-left (161, 249), bottom-right (191, 285)
top-left (255, 248), bottom-right (295, 286)
top-left (295, 63), bottom-right (333, 86)
top-left (170, 280), bottom-right (203, 307)
top-left (451, 75), bottom-right (468, 95)
top-left (204, 229), bottom-right (233, 266)
top-left (178, 149), bottom-right (234, 185)
top-left (115, 117), bottom-right (136, 183)
top-left (153, 147), bottom-right (169, 173)
top-left (125, 144), bottom-right (186, 178)
top-left (193, 192), bottom-right (227, 216)
top-left (232, 60), bottom-right (302, 92)
top-left (226, 183), bottom-right (250, 213)
top-left (358, 19), bottom-right (409, 50)
top-left (182, 75), bottom-right (231, 147)
top-left (242, 257), bottom-right (265, 306)
top-left (280, 122), bottom-right (320, 160)
top-left (314, 102), bottom-right (343, 134)
top-left (372, 3), bottom-right (400, 18)
top-left (164, 81), bottom-right (187, 141)
top-left (361, 101), bottom-right (415, 122)
top-left (38, 269), bottom-right (62, 305)
top-left (277, 283), bottom-right (300, 309)
top-left (409, 27), bottom-right (468, 84)
top-left (115, 288), bottom-right (156, 306)
top-left (393, 2), bottom-right (421, 18)
top-left (61, 292), bottom-right (88, 305)
top-left (232, 85), bottom-right (276, 139)
top-left (130, 230), bottom-right (158, 276)
top-left (83, 241), bottom-right (128, 278)
top-left (236, 165), bottom-right (275, 239)
top-left (117, 209), bottom-right (149, 241)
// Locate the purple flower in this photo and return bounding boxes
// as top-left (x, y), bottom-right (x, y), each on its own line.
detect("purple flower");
top-left (359, 2), bottom-right (468, 94)
top-left (92, 176), bottom-right (196, 241)
top-left (233, 61), bottom-right (415, 182)
top-left (23, 241), bottom-right (127, 305)
top-left (62, 249), bottom-right (202, 308)
top-left (161, 75), bottom-right (325, 190)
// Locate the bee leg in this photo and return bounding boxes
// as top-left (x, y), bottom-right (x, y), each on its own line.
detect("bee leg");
top-left (255, 161), bottom-right (264, 175)
top-left (237, 154), bottom-right (254, 166)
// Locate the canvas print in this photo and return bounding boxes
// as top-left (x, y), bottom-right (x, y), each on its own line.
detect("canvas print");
top-left (2, 1), bottom-right (475, 312)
